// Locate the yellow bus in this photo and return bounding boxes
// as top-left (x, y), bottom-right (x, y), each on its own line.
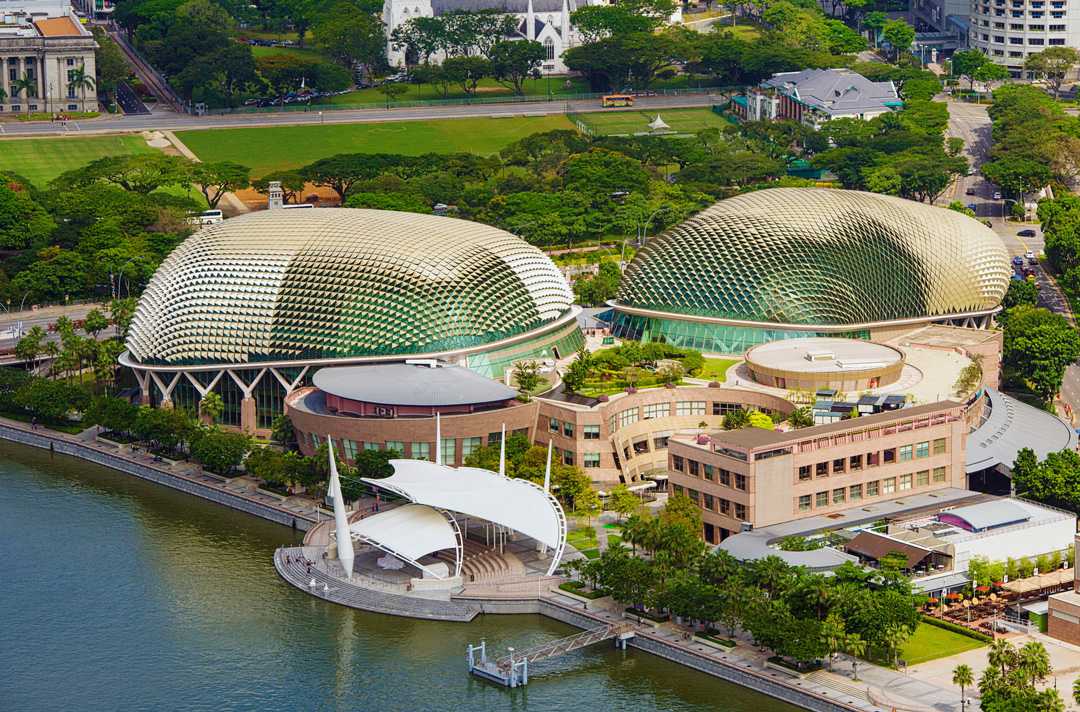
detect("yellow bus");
top-left (602, 94), bottom-right (634, 108)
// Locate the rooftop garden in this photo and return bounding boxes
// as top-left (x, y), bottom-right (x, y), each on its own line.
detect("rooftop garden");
top-left (563, 341), bottom-right (710, 397)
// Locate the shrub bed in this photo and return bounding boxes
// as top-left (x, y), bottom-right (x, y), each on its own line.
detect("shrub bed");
top-left (921, 615), bottom-right (994, 643)
top-left (767, 655), bottom-right (822, 673)
top-left (559, 581), bottom-right (607, 599)
top-left (625, 607), bottom-right (669, 623)
top-left (695, 631), bottom-right (736, 647)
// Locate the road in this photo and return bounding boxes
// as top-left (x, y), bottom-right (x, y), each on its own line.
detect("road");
top-left (0, 94), bottom-right (722, 138)
top-left (944, 99), bottom-right (1080, 421)
top-left (0, 303), bottom-right (115, 365)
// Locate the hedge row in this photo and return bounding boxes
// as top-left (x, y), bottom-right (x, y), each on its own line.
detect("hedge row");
top-left (921, 614), bottom-right (994, 643)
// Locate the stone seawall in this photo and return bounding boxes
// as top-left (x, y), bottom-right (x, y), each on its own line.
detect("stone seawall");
top-left (0, 422), bottom-right (315, 532)
top-left (539, 600), bottom-right (862, 712)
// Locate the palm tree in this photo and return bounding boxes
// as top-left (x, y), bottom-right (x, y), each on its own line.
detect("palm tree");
top-left (1018, 640), bottom-right (1051, 686)
top-left (844, 633), bottom-right (867, 681)
top-left (820, 613), bottom-right (846, 670)
top-left (67, 65), bottom-right (95, 107)
top-left (1072, 676), bottom-right (1080, 708)
top-left (883, 625), bottom-right (909, 668)
top-left (787, 405), bottom-right (814, 428)
top-left (952, 663), bottom-right (974, 712)
top-left (988, 638), bottom-right (1016, 678)
top-left (10, 75), bottom-right (37, 117)
top-left (14, 326), bottom-right (46, 372)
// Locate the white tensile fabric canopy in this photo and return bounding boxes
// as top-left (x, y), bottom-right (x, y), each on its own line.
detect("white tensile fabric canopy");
top-left (348, 503), bottom-right (458, 568)
top-left (363, 459), bottom-right (566, 551)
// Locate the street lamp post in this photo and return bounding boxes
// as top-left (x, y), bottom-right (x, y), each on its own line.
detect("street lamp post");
top-left (1001, 197), bottom-right (1021, 221)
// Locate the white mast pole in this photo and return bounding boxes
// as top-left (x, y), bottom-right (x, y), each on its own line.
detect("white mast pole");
top-left (543, 439), bottom-right (553, 492)
top-left (435, 411), bottom-right (442, 466)
top-left (328, 436), bottom-right (354, 582)
top-left (498, 423), bottom-right (506, 477)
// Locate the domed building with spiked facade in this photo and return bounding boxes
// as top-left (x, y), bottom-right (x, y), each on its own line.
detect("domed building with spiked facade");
top-left (121, 209), bottom-right (582, 433)
top-left (609, 188), bottom-right (1011, 354)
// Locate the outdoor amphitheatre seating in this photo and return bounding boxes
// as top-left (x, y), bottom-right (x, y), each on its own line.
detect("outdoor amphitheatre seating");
top-left (437, 539), bottom-right (526, 582)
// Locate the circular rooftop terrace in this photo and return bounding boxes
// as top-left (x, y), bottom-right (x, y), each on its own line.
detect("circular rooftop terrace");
top-left (745, 337), bottom-right (906, 392)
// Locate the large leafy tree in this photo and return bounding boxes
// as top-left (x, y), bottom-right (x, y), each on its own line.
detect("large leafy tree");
top-left (488, 40), bottom-right (545, 95)
top-left (314, 1), bottom-right (385, 71)
top-left (53, 154), bottom-right (192, 195)
top-left (1025, 46), bottom-right (1080, 99)
top-left (881, 19), bottom-right (914, 61)
top-left (0, 178), bottom-right (55, 250)
top-left (192, 161), bottom-right (251, 209)
top-left (1001, 305), bottom-right (1080, 403)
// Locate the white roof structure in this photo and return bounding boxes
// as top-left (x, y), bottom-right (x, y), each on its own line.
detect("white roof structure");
top-left (648, 115), bottom-right (670, 131)
top-left (348, 504), bottom-right (460, 578)
top-left (938, 499), bottom-right (1031, 531)
top-left (362, 459), bottom-right (567, 576)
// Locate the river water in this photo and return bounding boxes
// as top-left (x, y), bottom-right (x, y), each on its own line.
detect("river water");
top-left (0, 441), bottom-right (796, 712)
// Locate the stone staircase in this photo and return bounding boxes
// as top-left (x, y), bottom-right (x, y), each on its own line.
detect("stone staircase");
top-left (274, 547), bottom-right (480, 622)
top-left (804, 670), bottom-right (872, 704)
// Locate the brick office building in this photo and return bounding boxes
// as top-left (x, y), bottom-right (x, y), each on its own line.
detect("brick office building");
top-left (666, 401), bottom-right (971, 544)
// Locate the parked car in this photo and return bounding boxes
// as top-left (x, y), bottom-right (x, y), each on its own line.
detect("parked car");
top-left (965, 188), bottom-right (977, 196)
top-left (1012, 255), bottom-right (1025, 267)
top-left (1025, 250), bottom-right (1037, 260)
top-left (993, 191), bottom-right (1002, 200)
top-left (967, 203), bottom-right (977, 212)
top-left (1018, 229), bottom-right (1037, 237)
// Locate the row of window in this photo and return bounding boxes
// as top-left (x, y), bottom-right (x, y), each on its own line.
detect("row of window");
top-left (674, 484), bottom-right (748, 521)
top-left (976, 0), bottom-right (1065, 7)
top-left (797, 468), bottom-right (949, 512)
top-left (977, 9), bottom-right (1066, 18)
top-left (671, 454), bottom-right (748, 491)
top-left (981, 33), bottom-right (1057, 43)
top-left (547, 418), bottom-right (601, 440)
top-left (797, 438), bottom-right (947, 481)
top-left (608, 400), bottom-right (748, 433)
top-left (980, 19), bottom-right (1063, 29)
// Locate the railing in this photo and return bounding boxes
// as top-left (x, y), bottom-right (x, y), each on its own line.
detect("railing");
top-left (200, 86), bottom-right (730, 116)
top-left (493, 621), bottom-right (633, 669)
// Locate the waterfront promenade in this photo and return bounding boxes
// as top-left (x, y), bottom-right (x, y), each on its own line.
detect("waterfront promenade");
top-left (0, 416), bottom-right (321, 531)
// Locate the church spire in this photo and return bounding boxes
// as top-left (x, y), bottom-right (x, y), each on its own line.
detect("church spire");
top-left (561, 0), bottom-right (570, 41)
top-left (527, 0), bottom-right (536, 41)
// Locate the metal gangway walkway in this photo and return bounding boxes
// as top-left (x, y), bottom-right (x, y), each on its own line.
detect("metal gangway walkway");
top-left (467, 621), bottom-right (636, 687)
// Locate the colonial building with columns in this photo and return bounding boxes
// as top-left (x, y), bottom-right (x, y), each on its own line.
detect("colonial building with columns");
top-left (383, 0), bottom-right (589, 74)
top-left (0, 0), bottom-right (97, 114)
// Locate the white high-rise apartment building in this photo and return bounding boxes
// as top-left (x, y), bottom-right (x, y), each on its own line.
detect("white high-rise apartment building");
top-left (969, 0), bottom-right (1080, 76)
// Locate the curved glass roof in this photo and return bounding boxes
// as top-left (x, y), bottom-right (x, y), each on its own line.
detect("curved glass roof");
top-left (617, 188), bottom-right (1010, 326)
top-left (126, 209), bottom-right (573, 366)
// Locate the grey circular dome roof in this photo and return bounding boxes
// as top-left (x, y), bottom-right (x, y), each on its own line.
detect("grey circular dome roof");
top-left (127, 209), bottom-right (573, 365)
top-left (617, 188), bottom-right (1010, 326)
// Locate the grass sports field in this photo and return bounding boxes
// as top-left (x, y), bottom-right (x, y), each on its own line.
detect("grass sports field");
top-left (898, 623), bottom-right (986, 666)
top-left (176, 114), bottom-right (574, 175)
top-left (574, 107), bottom-right (729, 136)
top-left (0, 134), bottom-right (154, 186)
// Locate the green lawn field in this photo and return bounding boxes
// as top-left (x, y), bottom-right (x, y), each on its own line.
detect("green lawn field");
top-left (326, 76), bottom-right (592, 105)
top-left (176, 114), bottom-right (574, 175)
top-left (898, 623), bottom-right (986, 666)
top-left (0, 134), bottom-right (154, 186)
top-left (249, 45), bottom-right (325, 62)
top-left (698, 358), bottom-right (739, 381)
top-left (575, 107), bottom-right (729, 136)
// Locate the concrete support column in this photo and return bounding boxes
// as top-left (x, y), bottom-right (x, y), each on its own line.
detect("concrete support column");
top-left (240, 397), bottom-right (257, 434)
